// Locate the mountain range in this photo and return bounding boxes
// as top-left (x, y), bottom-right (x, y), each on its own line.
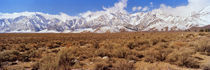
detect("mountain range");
top-left (0, 6), bottom-right (210, 33)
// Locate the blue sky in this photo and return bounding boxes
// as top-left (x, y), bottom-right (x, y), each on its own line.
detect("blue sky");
top-left (0, 0), bottom-right (188, 16)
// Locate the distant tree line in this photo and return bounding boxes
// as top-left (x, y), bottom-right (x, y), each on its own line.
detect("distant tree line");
top-left (185, 28), bottom-right (210, 32)
top-left (200, 29), bottom-right (210, 32)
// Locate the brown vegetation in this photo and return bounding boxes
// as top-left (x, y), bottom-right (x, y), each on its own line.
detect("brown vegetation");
top-left (0, 32), bottom-right (209, 70)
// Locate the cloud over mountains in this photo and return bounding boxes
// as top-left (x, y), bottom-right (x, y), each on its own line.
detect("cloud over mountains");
top-left (125, 0), bottom-right (210, 17)
top-left (155, 0), bottom-right (210, 17)
top-left (1, 0), bottom-right (209, 17)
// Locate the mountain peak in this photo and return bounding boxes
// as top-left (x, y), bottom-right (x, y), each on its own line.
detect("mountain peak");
top-left (0, 10), bottom-right (210, 33)
top-left (0, 12), bottom-right (37, 19)
top-left (200, 6), bottom-right (210, 14)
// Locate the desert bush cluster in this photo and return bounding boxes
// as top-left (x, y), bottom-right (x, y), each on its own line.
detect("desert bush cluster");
top-left (0, 32), bottom-right (209, 70)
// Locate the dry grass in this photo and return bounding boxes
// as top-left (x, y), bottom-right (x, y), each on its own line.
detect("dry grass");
top-left (196, 39), bottom-right (210, 56)
top-left (0, 32), bottom-right (209, 70)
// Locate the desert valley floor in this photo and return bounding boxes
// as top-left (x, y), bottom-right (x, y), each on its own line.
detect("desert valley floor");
top-left (0, 32), bottom-right (210, 70)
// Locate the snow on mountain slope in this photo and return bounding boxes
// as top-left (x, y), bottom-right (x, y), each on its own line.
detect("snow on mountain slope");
top-left (200, 6), bottom-right (210, 14)
top-left (0, 12), bottom-right (77, 22)
top-left (0, 6), bottom-right (210, 33)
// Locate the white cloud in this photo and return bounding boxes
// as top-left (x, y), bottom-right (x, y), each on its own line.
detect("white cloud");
top-left (137, 6), bottom-right (142, 10)
top-left (113, 0), bottom-right (128, 10)
top-left (155, 0), bottom-right (210, 17)
top-left (80, 0), bottom-right (128, 17)
top-left (142, 6), bottom-right (149, 11)
top-left (103, 0), bottom-right (128, 13)
top-left (132, 7), bottom-right (137, 11)
top-left (81, 0), bottom-right (210, 17)
top-left (132, 6), bottom-right (142, 11)
top-left (80, 0), bottom-right (129, 18)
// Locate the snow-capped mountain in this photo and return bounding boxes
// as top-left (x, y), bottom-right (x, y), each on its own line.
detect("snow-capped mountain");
top-left (0, 6), bottom-right (210, 33)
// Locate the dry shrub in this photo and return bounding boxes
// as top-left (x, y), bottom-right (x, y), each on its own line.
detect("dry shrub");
top-left (169, 41), bottom-right (187, 49)
top-left (199, 33), bottom-right (208, 36)
top-left (34, 47), bottom-right (91, 70)
top-left (19, 49), bottom-right (42, 62)
top-left (90, 40), bottom-right (100, 49)
top-left (95, 42), bottom-right (143, 60)
top-left (46, 41), bottom-right (61, 49)
top-left (92, 62), bottom-right (111, 70)
top-left (91, 58), bottom-right (135, 70)
top-left (149, 38), bottom-right (160, 46)
top-left (88, 57), bottom-right (111, 70)
top-left (95, 48), bottom-right (112, 57)
top-left (34, 54), bottom-right (58, 70)
top-left (99, 41), bottom-right (121, 50)
top-left (113, 47), bottom-right (131, 58)
top-left (112, 59), bottom-right (135, 70)
top-left (96, 41), bottom-right (121, 57)
top-left (12, 43), bottom-right (38, 52)
top-left (0, 50), bottom-right (19, 62)
top-left (57, 48), bottom-right (76, 70)
top-left (186, 33), bottom-right (195, 38)
top-left (0, 44), bottom-right (6, 51)
top-left (3, 66), bottom-right (25, 70)
top-left (15, 44), bottom-right (30, 52)
top-left (71, 61), bottom-right (86, 69)
top-left (72, 40), bottom-right (88, 46)
top-left (166, 48), bottom-right (200, 68)
top-left (49, 46), bottom-right (95, 69)
top-left (69, 47), bottom-right (95, 61)
top-left (196, 39), bottom-right (210, 54)
top-left (126, 50), bottom-right (144, 61)
top-left (72, 41), bottom-right (80, 46)
top-left (34, 47), bottom-right (80, 70)
top-left (202, 64), bottom-right (210, 70)
top-left (78, 40), bottom-right (88, 46)
top-left (135, 62), bottom-right (182, 70)
top-left (127, 40), bottom-right (139, 49)
top-left (143, 49), bottom-right (168, 63)
top-left (126, 40), bottom-right (150, 49)
top-left (143, 43), bottom-right (173, 63)
top-left (113, 47), bottom-right (143, 60)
